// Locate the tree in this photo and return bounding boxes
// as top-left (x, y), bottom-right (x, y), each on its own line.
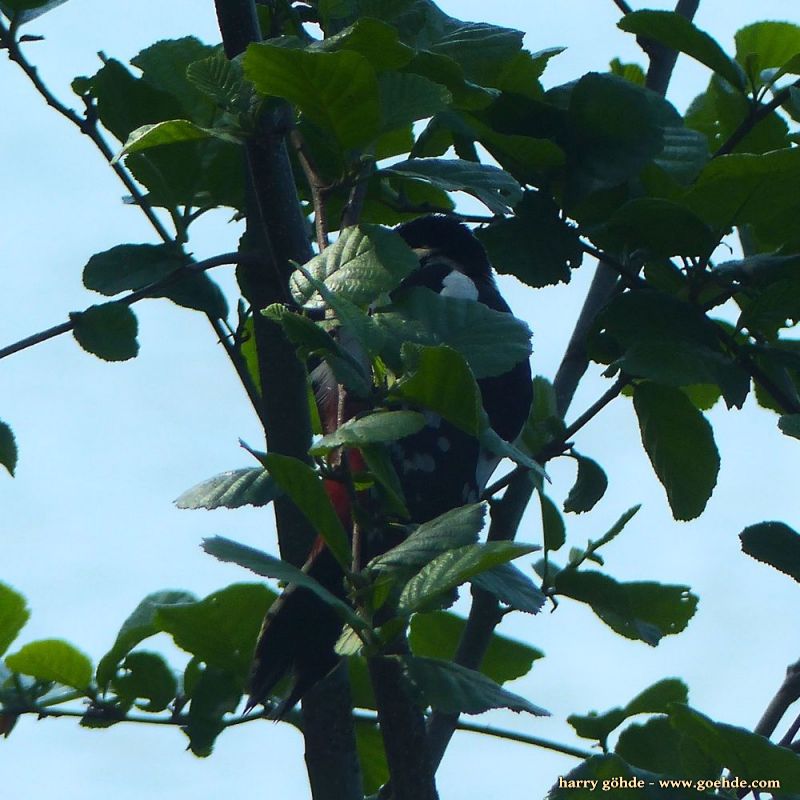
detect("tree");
top-left (2, 0), bottom-right (800, 798)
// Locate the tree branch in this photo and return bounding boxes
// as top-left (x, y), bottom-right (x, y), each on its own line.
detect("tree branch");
top-left (611, 0), bottom-right (634, 16)
top-left (213, 4), bottom-right (361, 800)
top-left (643, 0), bottom-right (700, 95)
top-left (11, 697), bottom-right (594, 761)
top-left (0, 253), bottom-right (248, 361)
top-left (425, 0), bottom-right (702, 771)
top-left (369, 656), bottom-right (439, 800)
top-left (754, 659), bottom-right (800, 740)
top-left (0, 17), bottom-right (273, 428)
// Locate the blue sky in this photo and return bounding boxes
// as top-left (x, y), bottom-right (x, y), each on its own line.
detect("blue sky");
top-left (2, 1), bottom-right (799, 797)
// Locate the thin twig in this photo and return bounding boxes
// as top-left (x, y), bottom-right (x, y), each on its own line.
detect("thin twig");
top-left (611, 0), bottom-right (634, 15)
top-left (0, 22), bottom-right (173, 244)
top-left (289, 127), bottom-right (330, 251)
top-left (779, 710), bottom-right (800, 749)
top-left (449, 718), bottom-right (594, 760)
top-left (0, 253), bottom-right (248, 362)
top-left (340, 161), bottom-right (375, 229)
top-left (481, 377), bottom-right (629, 500)
top-left (714, 77), bottom-right (800, 158)
top-left (17, 699), bottom-right (593, 761)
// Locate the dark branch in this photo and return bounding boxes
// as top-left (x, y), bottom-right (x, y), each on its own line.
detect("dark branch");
top-left (289, 127), bottom-right (330, 251)
top-left (369, 656), bottom-right (439, 800)
top-left (643, 0), bottom-right (700, 95)
top-left (715, 77), bottom-right (800, 158)
top-left (754, 659), bottom-right (800, 740)
top-left (214, 4), bottom-right (361, 800)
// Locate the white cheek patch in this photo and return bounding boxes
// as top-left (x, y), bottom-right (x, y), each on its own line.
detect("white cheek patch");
top-left (441, 270), bottom-right (479, 301)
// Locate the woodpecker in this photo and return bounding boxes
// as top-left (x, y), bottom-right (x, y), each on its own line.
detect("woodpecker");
top-left (247, 215), bottom-right (533, 717)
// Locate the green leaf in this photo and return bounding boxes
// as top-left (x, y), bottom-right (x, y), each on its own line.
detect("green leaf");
top-left (555, 570), bottom-right (697, 646)
top-left (518, 375), bottom-right (565, 457)
top-left (476, 193), bottom-right (582, 288)
top-left (367, 504), bottom-right (486, 573)
top-left (70, 303), bottom-right (139, 362)
top-left (359, 444), bottom-right (408, 516)
top-left (186, 50), bottom-right (254, 113)
top-left (378, 72), bottom-right (451, 132)
top-left (355, 719), bottom-right (389, 796)
top-left (739, 521), bottom-right (800, 582)
top-left (738, 277), bottom-right (800, 339)
top-left (96, 590), bottom-right (197, 689)
top-left (290, 224), bottom-right (418, 308)
top-left (393, 344), bottom-right (483, 436)
top-left (682, 148), bottom-right (800, 250)
top-left (112, 651), bottom-right (178, 712)
top-left (459, 111), bottom-right (566, 182)
top-left (618, 11), bottom-right (746, 92)
top-left (83, 59), bottom-right (183, 144)
top-left (589, 506), bottom-right (642, 554)
top-left (540, 492), bottom-right (566, 551)
top-left (686, 76), bottom-right (790, 155)
top-left (428, 22), bottom-right (524, 87)
top-left (670, 704), bottom-right (800, 792)
top-left (260, 453), bottom-right (351, 568)
top-left (615, 715), bottom-right (721, 780)
top-left (1, 0), bottom-right (67, 21)
top-left (83, 243), bottom-right (227, 319)
top-left (318, 17), bottom-right (413, 71)
top-left (654, 125), bottom-right (709, 184)
top-left (383, 158), bottom-right (523, 215)
top-left (569, 678), bottom-right (689, 746)
top-left (470, 563), bottom-right (546, 614)
top-left (409, 611), bottom-right (543, 684)
top-left (633, 383), bottom-right (720, 521)
top-left (201, 536), bottom-right (365, 631)
top-left (131, 37), bottom-right (217, 123)
top-left (596, 198), bottom-right (717, 258)
top-left (735, 22), bottom-right (800, 88)
top-left (403, 655), bottom-right (547, 716)
top-left (0, 583), bottom-right (28, 657)
top-left (183, 664), bottom-right (241, 757)
top-left (244, 44), bottom-right (380, 149)
top-left (594, 290), bottom-right (748, 409)
top-left (6, 639), bottom-right (93, 690)
top-left (0, 421), bottom-right (17, 477)
top-left (117, 120), bottom-right (241, 159)
top-left (567, 73), bottom-right (664, 185)
top-left (610, 58), bottom-right (646, 86)
top-left (156, 584), bottom-right (273, 678)
top-left (263, 304), bottom-right (370, 396)
top-left (779, 414), bottom-right (800, 440)
top-left (175, 467), bottom-right (281, 510)
top-left (310, 411), bottom-right (427, 455)
top-left (84, 243), bottom-right (187, 295)
top-left (398, 541), bottom-right (537, 615)
top-left (564, 454), bottom-right (608, 514)
top-left (377, 286), bottom-right (532, 379)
